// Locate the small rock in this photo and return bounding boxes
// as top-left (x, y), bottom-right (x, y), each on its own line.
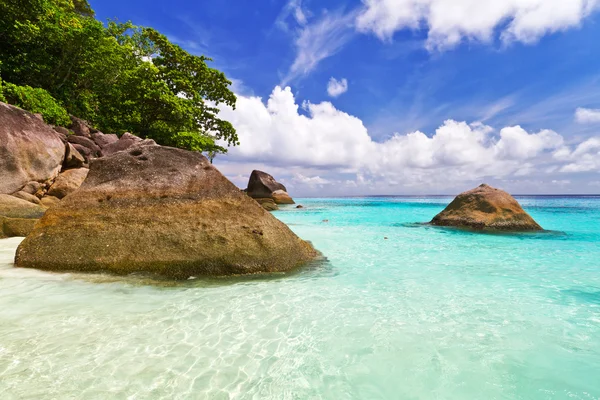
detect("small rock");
top-left (91, 131), bottom-right (118, 149)
top-left (64, 142), bottom-right (86, 169)
top-left (0, 194), bottom-right (46, 238)
top-left (296, 205), bottom-right (304, 208)
top-left (40, 195), bottom-right (61, 208)
top-left (70, 116), bottom-right (91, 137)
top-left (255, 198), bottom-right (279, 211)
top-left (12, 191), bottom-right (42, 205)
top-left (68, 135), bottom-right (102, 157)
top-left (21, 181), bottom-right (43, 195)
top-left (101, 133), bottom-right (154, 156)
top-left (47, 168), bottom-right (89, 199)
top-left (272, 189), bottom-right (295, 205)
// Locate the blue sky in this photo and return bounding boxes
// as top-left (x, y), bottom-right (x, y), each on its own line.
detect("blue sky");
top-left (91, 0), bottom-right (600, 195)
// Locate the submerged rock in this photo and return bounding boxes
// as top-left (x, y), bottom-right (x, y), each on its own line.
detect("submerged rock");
top-left (0, 102), bottom-right (65, 195)
top-left (430, 184), bottom-right (542, 231)
top-left (15, 145), bottom-right (317, 278)
top-left (246, 170), bottom-right (295, 205)
top-left (0, 194), bottom-right (46, 238)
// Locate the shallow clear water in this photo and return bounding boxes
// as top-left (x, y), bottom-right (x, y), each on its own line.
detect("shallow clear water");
top-left (1, 196), bottom-right (600, 399)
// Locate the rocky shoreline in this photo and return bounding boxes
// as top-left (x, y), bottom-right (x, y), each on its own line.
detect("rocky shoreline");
top-left (1, 101), bottom-right (543, 279)
top-left (1, 101), bottom-right (317, 278)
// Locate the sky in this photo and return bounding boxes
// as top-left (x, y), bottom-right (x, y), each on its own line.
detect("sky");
top-left (91, 0), bottom-right (600, 195)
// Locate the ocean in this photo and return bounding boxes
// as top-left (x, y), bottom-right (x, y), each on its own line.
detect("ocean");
top-left (1, 196), bottom-right (600, 399)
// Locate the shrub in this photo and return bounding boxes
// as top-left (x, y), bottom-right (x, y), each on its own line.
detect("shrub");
top-left (0, 76), bottom-right (5, 102)
top-left (3, 82), bottom-right (70, 126)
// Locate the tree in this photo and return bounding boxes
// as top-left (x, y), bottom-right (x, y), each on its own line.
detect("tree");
top-left (0, 0), bottom-right (238, 156)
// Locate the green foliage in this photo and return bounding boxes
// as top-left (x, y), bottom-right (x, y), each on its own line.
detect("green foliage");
top-left (0, 77), bottom-right (5, 103)
top-left (3, 82), bottom-right (70, 126)
top-left (0, 0), bottom-right (238, 156)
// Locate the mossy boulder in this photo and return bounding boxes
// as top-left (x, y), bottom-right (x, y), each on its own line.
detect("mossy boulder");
top-left (15, 144), bottom-right (317, 278)
top-left (430, 184), bottom-right (542, 231)
top-left (0, 194), bottom-right (46, 238)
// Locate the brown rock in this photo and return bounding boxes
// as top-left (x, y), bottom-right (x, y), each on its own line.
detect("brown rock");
top-left (70, 116), bottom-right (91, 137)
top-left (71, 143), bottom-right (93, 162)
top-left (40, 195), bottom-right (61, 208)
top-left (91, 131), bottom-right (118, 149)
top-left (246, 170), bottom-right (287, 198)
top-left (11, 191), bottom-right (42, 205)
top-left (21, 181), bottom-right (43, 195)
top-left (15, 145), bottom-right (317, 278)
top-left (67, 135), bottom-right (101, 157)
top-left (254, 198), bottom-right (279, 211)
top-left (0, 102), bottom-right (65, 195)
top-left (64, 142), bottom-right (86, 169)
top-left (0, 194), bottom-right (46, 238)
top-left (47, 168), bottom-right (89, 199)
top-left (272, 189), bottom-right (295, 204)
top-left (430, 184), bottom-right (543, 231)
top-left (101, 132), bottom-right (143, 156)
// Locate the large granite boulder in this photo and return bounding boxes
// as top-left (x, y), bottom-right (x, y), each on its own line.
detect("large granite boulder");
top-left (47, 168), bottom-right (89, 199)
top-left (0, 194), bottom-right (46, 238)
top-left (246, 170), bottom-right (295, 205)
top-left (0, 102), bottom-right (65, 194)
top-left (15, 144), bottom-right (317, 278)
top-left (430, 184), bottom-right (542, 231)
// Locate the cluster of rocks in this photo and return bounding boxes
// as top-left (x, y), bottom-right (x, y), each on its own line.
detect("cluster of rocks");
top-left (1, 101), bottom-right (317, 278)
top-left (0, 102), bottom-right (155, 238)
top-left (245, 170), bottom-right (295, 211)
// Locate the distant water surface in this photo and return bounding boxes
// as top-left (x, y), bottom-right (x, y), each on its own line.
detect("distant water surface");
top-left (1, 196), bottom-right (600, 399)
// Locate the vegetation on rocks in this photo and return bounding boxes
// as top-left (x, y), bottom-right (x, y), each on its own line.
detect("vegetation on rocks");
top-left (0, 0), bottom-right (238, 156)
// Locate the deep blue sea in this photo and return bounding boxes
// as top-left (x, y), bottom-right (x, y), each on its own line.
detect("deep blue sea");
top-left (1, 196), bottom-right (600, 399)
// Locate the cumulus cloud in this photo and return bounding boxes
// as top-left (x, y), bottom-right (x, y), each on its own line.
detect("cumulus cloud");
top-left (218, 86), bottom-right (579, 191)
top-left (356, 0), bottom-right (600, 51)
top-left (557, 138), bottom-right (600, 172)
top-left (575, 107), bottom-right (600, 123)
top-left (327, 77), bottom-right (349, 97)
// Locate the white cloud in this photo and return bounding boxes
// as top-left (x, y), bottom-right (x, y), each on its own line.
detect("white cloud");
top-left (327, 77), bottom-right (349, 97)
top-left (558, 138), bottom-right (600, 172)
top-left (292, 173), bottom-right (332, 185)
top-left (282, 10), bottom-right (356, 84)
top-left (275, 0), bottom-right (309, 31)
top-left (356, 0), bottom-right (600, 51)
top-left (218, 86), bottom-right (581, 192)
top-left (575, 107), bottom-right (600, 123)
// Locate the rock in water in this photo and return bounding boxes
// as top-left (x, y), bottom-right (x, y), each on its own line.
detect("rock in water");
top-left (430, 184), bottom-right (542, 231)
top-left (15, 145), bottom-right (317, 278)
top-left (247, 170), bottom-right (287, 198)
top-left (272, 190), bottom-right (295, 205)
top-left (0, 102), bottom-right (65, 194)
top-left (246, 170), bottom-right (295, 204)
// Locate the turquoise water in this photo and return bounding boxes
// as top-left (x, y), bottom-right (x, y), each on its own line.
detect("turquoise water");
top-left (1, 196), bottom-right (600, 399)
